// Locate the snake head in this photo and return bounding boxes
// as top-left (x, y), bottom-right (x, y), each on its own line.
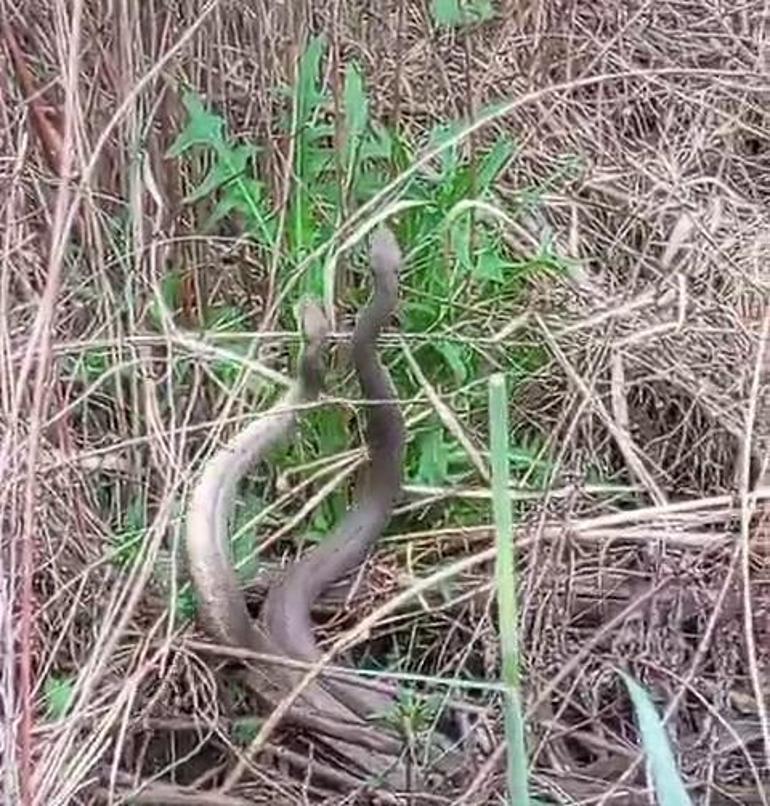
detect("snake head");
top-left (369, 225), bottom-right (402, 281)
top-left (297, 297), bottom-right (330, 348)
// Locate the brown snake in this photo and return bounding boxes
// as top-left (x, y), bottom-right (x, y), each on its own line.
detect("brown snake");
top-left (260, 226), bottom-right (405, 719)
top-left (186, 228), bottom-right (461, 796)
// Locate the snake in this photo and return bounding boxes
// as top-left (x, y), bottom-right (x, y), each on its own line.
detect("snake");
top-left (260, 226), bottom-right (405, 721)
top-left (185, 228), bottom-right (460, 795)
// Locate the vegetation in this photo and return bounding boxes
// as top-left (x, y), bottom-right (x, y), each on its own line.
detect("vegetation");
top-left (3, 3), bottom-right (763, 805)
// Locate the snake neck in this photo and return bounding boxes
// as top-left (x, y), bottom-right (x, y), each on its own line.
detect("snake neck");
top-left (352, 271), bottom-right (405, 508)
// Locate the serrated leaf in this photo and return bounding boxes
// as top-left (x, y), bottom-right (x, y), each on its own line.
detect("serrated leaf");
top-left (166, 91), bottom-right (225, 157)
top-left (474, 248), bottom-right (510, 284)
top-left (184, 143), bottom-right (255, 203)
top-left (621, 672), bottom-right (694, 806)
top-left (360, 122), bottom-right (393, 161)
top-left (205, 177), bottom-right (272, 238)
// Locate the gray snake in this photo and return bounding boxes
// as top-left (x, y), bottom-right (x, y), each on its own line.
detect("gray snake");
top-left (185, 227), bottom-right (459, 794)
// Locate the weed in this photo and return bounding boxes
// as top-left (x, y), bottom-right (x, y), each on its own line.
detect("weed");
top-left (43, 675), bottom-right (75, 721)
top-left (431, 0), bottom-right (496, 27)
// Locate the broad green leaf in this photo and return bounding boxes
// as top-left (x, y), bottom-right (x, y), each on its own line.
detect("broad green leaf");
top-left (313, 409), bottom-right (348, 455)
top-left (184, 143), bottom-right (255, 203)
top-left (166, 91), bottom-right (225, 157)
top-left (432, 0), bottom-right (495, 27)
top-left (359, 122), bottom-right (393, 161)
top-left (621, 672), bottom-right (694, 806)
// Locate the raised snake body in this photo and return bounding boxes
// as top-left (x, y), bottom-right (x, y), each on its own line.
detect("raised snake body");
top-left (186, 228), bottom-right (458, 794)
top-left (261, 227), bottom-right (404, 675)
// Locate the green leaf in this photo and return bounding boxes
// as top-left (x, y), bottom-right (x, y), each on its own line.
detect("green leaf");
top-left (449, 216), bottom-right (473, 273)
top-left (166, 91), bottom-right (225, 157)
top-left (416, 428), bottom-right (450, 485)
top-left (428, 120), bottom-right (461, 178)
top-left (360, 122), bottom-right (393, 161)
top-left (204, 305), bottom-right (247, 332)
top-left (208, 178), bottom-right (274, 243)
top-left (231, 525), bottom-right (258, 583)
top-left (44, 675), bottom-right (74, 720)
top-left (477, 136), bottom-right (516, 192)
top-left (621, 672), bottom-right (694, 806)
top-left (232, 718), bottom-right (260, 746)
top-left (432, 0), bottom-right (462, 26)
top-left (111, 496), bottom-right (147, 569)
top-left (313, 408), bottom-right (348, 455)
top-left (149, 270), bottom-right (183, 327)
top-left (433, 340), bottom-right (468, 384)
top-left (344, 61), bottom-right (368, 169)
top-left (432, 0), bottom-right (495, 27)
top-left (184, 143), bottom-right (256, 203)
top-left (474, 248), bottom-right (511, 284)
top-left (297, 34), bottom-right (327, 128)
top-left (176, 587), bottom-right (198, 622)
top-left (465, 0), bottom-right (495, 22)
top-left (73, 349), bottom-right (110, 383)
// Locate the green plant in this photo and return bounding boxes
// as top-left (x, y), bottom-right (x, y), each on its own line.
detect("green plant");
top-left (622, 673), bottom-right (694, 805)
top-left (489, 373), bottom-right (529, 805)
top-left (43, 674), bottom-right (75, 721)
top-left (431, 0), bottom-right (496, 27)
top-left (167, 35), bottom-right (571, 593)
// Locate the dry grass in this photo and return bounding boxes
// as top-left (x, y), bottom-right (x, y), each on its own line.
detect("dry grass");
top-left (2, 1), bottom-right (770, 804)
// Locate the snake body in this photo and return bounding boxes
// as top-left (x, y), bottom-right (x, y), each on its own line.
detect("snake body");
top-left (186, 300), bottom-right (329, 656)
top-left (186, 229), bottom-right (458, 794)
top-left (260, 227), bottom-right (405, 673)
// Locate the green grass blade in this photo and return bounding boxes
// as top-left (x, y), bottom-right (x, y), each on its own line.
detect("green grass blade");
top-left (488, 373), bottom-right (529, 806)
top-left (621, 672), bottom-right (694, 806)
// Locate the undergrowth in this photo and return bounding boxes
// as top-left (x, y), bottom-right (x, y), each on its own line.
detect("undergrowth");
top-left (164, 34), bottom-right (566, 546)
top-left (158, 32), bottom-right (694, 805)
